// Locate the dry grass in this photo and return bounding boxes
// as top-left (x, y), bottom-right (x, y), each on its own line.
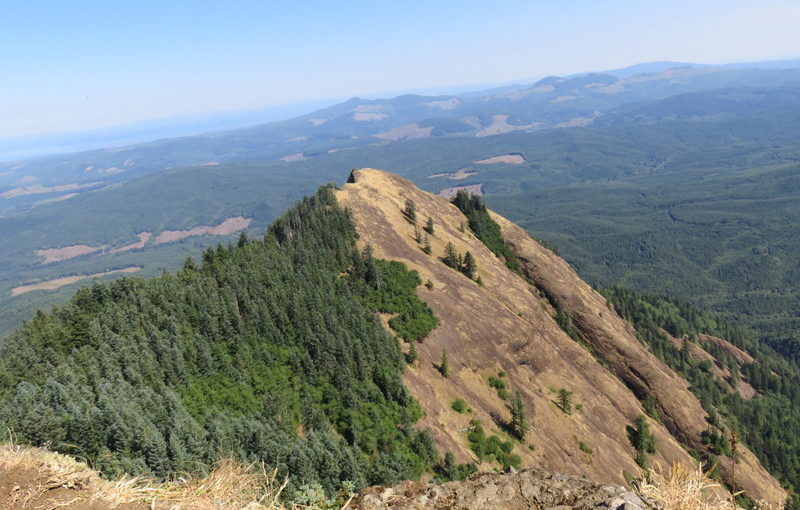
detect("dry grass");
top-left (1, 440), bottom-right (785, 510)
top-left (640, 463), bottom-right (783, 510)
top-left (0, 441), bottom-right (313, 509)
top-left (0, 441), bottom-right (98, 507)
top-left (92, 459), bottom-right (289, 509)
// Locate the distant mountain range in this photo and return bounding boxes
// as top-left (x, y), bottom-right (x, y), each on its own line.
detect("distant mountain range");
top-left (1, 57), bottom-right (800, 342)
top-left (2, 57), bottom-right (799, 163)
top-left (4, 58), bottom-right (800, 216)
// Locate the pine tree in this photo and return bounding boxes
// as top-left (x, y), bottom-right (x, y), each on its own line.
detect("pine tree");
top-left (643, 395), bottom-right (660, 421)
top-left (182, 256), bottom-right (197, 272)
top-left (405, 343), bottom-right (418, 365)
top-left (630, 414), bottom-right (657, 469)
top-left (558, 388), bottom-right (573, 414)
top-left (422, 235), bottom-right (432, 255)
top-left (403, 199), bottom-right (417, 223)
top-left (439, 349), bottom-right (449, 378)
top-left (443, 242), bottom-right (460, 269)
top-left (462, 251), bottom-right (476, 279)
top-left (363, 245), bottom-right (381, 289)
top-left (424, 217), bottom-right (435, 235)
top-left (509, 391), bottom-right (528, 440)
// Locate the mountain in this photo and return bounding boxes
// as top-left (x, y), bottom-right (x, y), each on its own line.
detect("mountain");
top-left (0, 184), bottom-right (439, 496)
top-left (338, 169), bottom-right (787, 505)
top-left (4, 63), bottom-right (800, 218)
top-left (601, 61), bottom-right (708, 78)
top-left (0, 98), bottom-right (342, 163)
top-left (0, 169), bottom-right (791, 507)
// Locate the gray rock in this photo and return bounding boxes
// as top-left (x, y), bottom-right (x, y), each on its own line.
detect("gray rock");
top-left (350, 469), bottom-right (659, 510)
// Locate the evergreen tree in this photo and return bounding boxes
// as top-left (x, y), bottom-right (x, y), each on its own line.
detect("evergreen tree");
top-left (462, 252), bottom-right (476, 279)
top-left (363, 245), bottom-right (382, 290)
top-left (439, 350), bottom-right (449, 378)
top-left (557, 388), bottom-right (573, 414)
top-left (182, 256), bottom-right (198, 272)
top-left (403, 199), bottom-right (417, 223)
top-left (443, 242), bottom-right (460, 269)
top-left (424, 217), bottom-right (435, 235)
top-left (405, 343), bottom-right (418, 365)
top-left (451, 191), bottom-right (520, 273)
top-left (643, 395), bottom-right (660, 421)
top-left (629, 414), bottom-right (657, 469)
top-left (509, 392), bottom-right (529, 440)
top-left (421, 235), bottom-right (432, 255)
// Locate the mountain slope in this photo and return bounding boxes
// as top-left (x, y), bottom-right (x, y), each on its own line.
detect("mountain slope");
top-left (336, 169), bottom-right (785, 506)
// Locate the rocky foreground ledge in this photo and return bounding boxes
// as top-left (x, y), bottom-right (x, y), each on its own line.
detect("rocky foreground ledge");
top-left (351, 469), bottom-right (654, 510)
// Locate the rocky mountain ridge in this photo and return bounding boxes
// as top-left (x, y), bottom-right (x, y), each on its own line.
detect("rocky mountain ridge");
top-left (336, 169), bottom-right (785, 507)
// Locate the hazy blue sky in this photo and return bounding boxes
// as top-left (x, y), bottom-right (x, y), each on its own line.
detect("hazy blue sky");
top-left (2, 0), bottom-right (800, 137)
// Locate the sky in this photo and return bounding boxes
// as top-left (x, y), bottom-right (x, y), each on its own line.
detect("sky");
top-left (2, 0), bottom-right (800, 138)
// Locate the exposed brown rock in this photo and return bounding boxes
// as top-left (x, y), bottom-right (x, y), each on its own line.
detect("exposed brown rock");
top-left (664, 334), bottom-right (756, 400)
top-left (36, 243), bottom-right (107, 263)
top-left (10, 267), bottom-right (142, 297)
top-left (152, 216), bottom-right (252, 245)
top-left (699, 334), bottom-right (755, 365)
top-left (474, 154), bottom-right (526, 165)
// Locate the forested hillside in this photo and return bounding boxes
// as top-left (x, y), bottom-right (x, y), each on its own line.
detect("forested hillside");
top-left (605, 288), bottom-right (800, 508)
top-left (0, 186), bottom-right (438, 497)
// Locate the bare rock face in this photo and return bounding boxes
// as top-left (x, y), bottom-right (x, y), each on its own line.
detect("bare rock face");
top-left (351, 469), bottom-right (656, 510)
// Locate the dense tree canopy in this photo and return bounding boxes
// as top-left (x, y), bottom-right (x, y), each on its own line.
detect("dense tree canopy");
top-left (0, 186), bottom-right (437, 497)
top-left (452, 191), bottom-right (520, 273)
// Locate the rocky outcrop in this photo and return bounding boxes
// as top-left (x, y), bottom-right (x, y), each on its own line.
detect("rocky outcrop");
top-left (351, 469), bottom-right (656, 510)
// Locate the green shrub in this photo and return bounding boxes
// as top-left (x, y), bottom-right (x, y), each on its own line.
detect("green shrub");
top-left (466, 420), bottom-right (521, 469)
top-left (557, 388), bottom-right (573, 414)
top-left (435, 452), bottom-right (476, 482)
top-left (488, 374), bottom-right (509, 400)
top-left (355, 256), bottom-right (440, 342)
top-left (451, 398), bottom-right (471, 414)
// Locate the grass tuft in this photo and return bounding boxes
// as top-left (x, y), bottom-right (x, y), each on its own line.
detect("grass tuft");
top-left (639, 462), bottom-right (782, 510)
